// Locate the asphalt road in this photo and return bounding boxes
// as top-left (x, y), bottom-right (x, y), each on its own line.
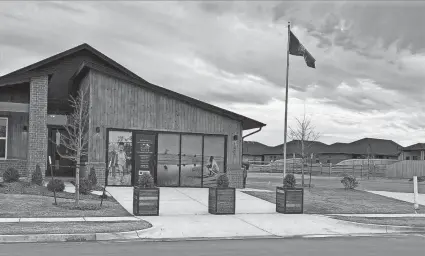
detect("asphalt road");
top-left (1, 235), bottom-right (425, 256)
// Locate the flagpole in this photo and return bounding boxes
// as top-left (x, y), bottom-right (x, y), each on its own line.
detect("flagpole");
top-left (283, 21), bottom-right (291, 183)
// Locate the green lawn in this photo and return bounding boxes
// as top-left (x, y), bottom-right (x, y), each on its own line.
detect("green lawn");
top-left (0, 194), bottom-right (131, 218)
top-left (0, 221), bottom-right (151, 235)
top-left (0, 181), bottom-right (130, 218)
top-left (331, 216), bottom-right (425, 227)
top-left (243, 187), bottom-right (425, 214)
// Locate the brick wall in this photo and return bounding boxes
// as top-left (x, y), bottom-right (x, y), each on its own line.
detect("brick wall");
top-left (0, 159), bottom-right (27, 177)
top-left (28, 76), bottom-right (48, 179)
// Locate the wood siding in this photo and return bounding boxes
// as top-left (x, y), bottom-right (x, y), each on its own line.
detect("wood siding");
top-left (0, 112), bottom-right (28, 159)
top-left (86, 70), bottom-right (242, 166)
top-left (386, 160), bottom-right (425, 178)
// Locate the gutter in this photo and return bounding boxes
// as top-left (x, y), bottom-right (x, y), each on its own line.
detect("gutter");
top-left (242, 127), bottom-right (263, 164)
top-left (242, 127), bottom-right (263, 139)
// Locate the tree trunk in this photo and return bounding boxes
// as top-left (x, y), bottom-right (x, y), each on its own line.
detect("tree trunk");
top-left (76, 158), bottom-right (80, 206)
top-left (301, 159), bottom-right (305, 187)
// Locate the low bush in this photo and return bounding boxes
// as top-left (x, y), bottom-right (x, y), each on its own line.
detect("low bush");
top-left (341, 175), bottom-right (359, 190)
top-left (78, 178), bottom-right (92, 195)
top-left (283, 173), bottom-right (296, 188)
top-left (137, 172), bottom-right (155, 188)
top-left (47, 179), bottom-right (65, 192)
top-left (31, 164), bottom-right (44, 186)
top-left (216, 173), bottom-right (230, 188)
top-left (88, 167), bottom-right (97, 186)
top-left (3, 168), bottom-right (20, 183)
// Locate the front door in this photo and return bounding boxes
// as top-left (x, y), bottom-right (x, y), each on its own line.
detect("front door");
top-left (46, 127), bottom-right (75, 177)
top-left (156, 133), bottom-right (181, 186)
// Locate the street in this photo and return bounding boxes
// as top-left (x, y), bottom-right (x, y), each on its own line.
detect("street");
top-left (1, 235), bottom-right (424, 255)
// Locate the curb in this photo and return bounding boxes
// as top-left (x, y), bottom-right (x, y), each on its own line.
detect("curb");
top-left (0, 226), bottom-right (157, 244)
top-left (331, 218), bottom-right (425, 234)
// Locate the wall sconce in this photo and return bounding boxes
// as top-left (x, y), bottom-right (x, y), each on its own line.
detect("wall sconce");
top-left (233, 135), bottom-right (238, 141)
top-left (23, 126), bottom-right (28, 132)
top-left (95, 127), bottom-right (100, 134)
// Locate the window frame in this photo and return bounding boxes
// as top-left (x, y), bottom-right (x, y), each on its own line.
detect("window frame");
top-left (0, 117), bottom-right (7, 160)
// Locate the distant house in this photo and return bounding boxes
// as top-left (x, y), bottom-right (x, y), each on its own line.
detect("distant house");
top-left (243, 138), bottom-right (401, 165)
top-left (400, 143), bottom-right (425, 160)
top-left (317, 138), bottom-right (401, 164)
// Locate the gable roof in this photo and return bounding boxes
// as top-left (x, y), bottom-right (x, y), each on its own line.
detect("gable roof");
top-left (403, 143), bottom-right (425, 151)
top-left (0, 43), bottom-right (266, 130)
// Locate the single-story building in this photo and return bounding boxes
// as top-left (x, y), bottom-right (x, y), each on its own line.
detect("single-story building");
top-left (400, 143), bottom-right (425, 160)
top-left (0, 43), bottom-right (265, 187)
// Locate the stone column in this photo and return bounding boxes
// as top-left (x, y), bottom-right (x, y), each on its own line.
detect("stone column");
top-left (28, 75), bottom-right (48, 179)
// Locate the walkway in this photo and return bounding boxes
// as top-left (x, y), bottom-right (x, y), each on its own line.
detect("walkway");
top-left (106, 187), bottom-right (276, 216)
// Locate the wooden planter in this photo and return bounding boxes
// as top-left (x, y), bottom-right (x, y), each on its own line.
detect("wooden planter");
top-left (133, 187), bottom-right (160, 216)
top-left (208, 187), bottom-right (236, 215)
top-left (276, 187), bottom-right (304, 214)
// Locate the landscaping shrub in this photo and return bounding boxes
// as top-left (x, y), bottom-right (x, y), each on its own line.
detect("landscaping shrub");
top-left (88, 167), bottom-right (97, 186)
top-left (47, 179), bottom-right (65, 192)
top-left (216, 173), bottom-right (229, 188)
top-left (2, 168), bottom-right (20, 183)
top-left (341, 175), bottom-right (359, 190)
top-left (138, 172), bottom-right (155, 188)
top-left (283, 173), bottom-right (296, 188)
top-left (31, 164), bottom-right (43, 186)
top-left (78, 178), bottom-right (92, 194)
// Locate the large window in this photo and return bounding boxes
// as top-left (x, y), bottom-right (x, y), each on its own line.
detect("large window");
top-left (0, 118), bottom-right (7, 159)
top-left (107, 130), bottom-right (133, 186)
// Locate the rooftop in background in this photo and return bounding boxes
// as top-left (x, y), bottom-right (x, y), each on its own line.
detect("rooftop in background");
top-left (244, 137), bottom-right (402, 156)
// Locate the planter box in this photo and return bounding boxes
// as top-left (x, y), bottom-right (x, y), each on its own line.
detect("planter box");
top-left (276, 187), bottom-right (304, 214)
top-left (133, 187), bottom-right (160, 216)
top-left (208, 187), bottom-right (236, 215)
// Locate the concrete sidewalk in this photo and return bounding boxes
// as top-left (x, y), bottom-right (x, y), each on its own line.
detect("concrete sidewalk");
top-left (328, 214), bottom-right (425, 217)
top-left (106, 187), bottom-right (276, 216)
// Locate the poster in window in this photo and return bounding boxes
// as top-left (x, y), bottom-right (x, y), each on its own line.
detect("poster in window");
top-left (108, 131), bottom-right (132, 186)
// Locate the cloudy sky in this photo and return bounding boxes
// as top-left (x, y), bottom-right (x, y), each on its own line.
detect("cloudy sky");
top-left (1, 1), bottom-right (424, 147)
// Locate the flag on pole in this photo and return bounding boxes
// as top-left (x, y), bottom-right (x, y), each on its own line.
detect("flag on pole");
top-left (289, 31), bottom-right (316, 68)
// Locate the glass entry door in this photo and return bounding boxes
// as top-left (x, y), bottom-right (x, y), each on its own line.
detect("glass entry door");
top-left (157, 133), bottom-right (180, 186)
top-left (180, 135), bottom-right (203, 187)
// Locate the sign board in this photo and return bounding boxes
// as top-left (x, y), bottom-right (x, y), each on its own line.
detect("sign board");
top-left (134, 133), bottom-right (156, 184)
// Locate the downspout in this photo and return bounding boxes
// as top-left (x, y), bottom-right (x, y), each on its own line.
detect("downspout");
top-left (242, 127), bottom-right (263, 140)
top-left (242, 126), bottom-right (263, 163)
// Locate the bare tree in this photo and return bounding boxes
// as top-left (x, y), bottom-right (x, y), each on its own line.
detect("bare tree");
top-left (289, 113), bottom-right (320, 186)
top-left (57, 86), bottom-right (90, 205)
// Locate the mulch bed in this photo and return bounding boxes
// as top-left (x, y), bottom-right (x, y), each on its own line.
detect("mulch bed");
top-left (0, 181), bottom-right (111, 201)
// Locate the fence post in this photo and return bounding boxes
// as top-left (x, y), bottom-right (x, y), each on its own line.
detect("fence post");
top-left (329, 163), bottom-right (332, 177)
top-left (352, 162), bottom-right (355, 177)
top-left (320, 163), bottom-right (323, 175)
top-left (360, 164), bottom-right (363, 179)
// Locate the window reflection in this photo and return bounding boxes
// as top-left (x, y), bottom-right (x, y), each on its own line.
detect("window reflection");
top-left (180, 135), bottom-right (202, 187)
top-left (202, 136), bottom-right (225, 187)
top-left (157, 133), bottom-right (180, 186)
